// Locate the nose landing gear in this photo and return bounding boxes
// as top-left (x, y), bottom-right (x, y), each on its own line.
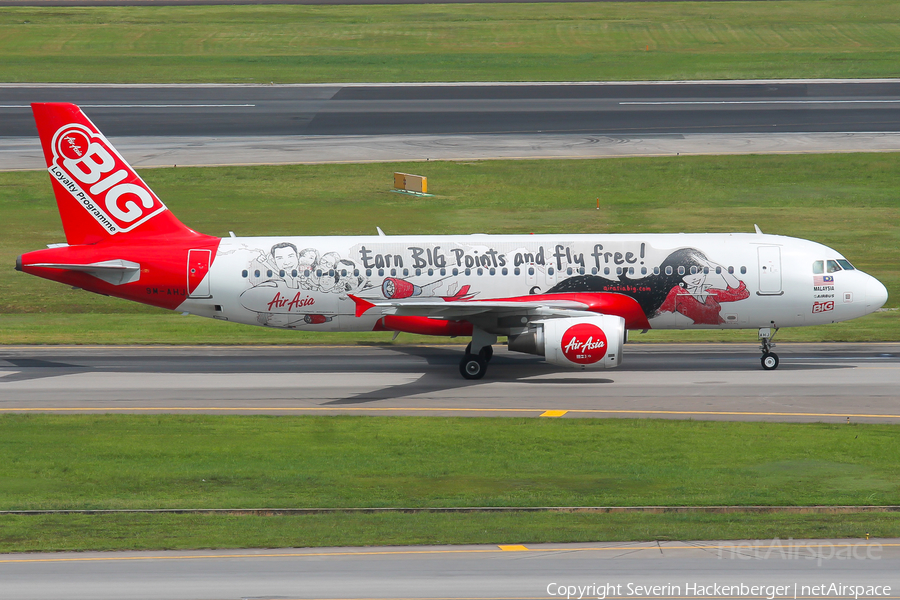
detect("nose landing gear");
top-left (759, 326), bottom-right (780, 370)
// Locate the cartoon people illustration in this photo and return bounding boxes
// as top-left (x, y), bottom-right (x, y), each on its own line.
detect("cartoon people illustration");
top-left (546, 247), bottom-right (749, 325)
top-left (316, 252), bottom-right (342, 293)
top-left (334, 259), bottom-right (367, 295)
top-left (270, 242), bottom-right (300, 289)
top-left (654, 249), bottom-right (749, 324)
top-left (297, 248), bottom-right (319, 290)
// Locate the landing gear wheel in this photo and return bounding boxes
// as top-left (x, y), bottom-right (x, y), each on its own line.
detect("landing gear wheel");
top-left (479, 345), bottom-right (493, 362)
top-left (460, 354), bottom-right (487, 380)
top-left (761, 352), bottom-right (779, 371)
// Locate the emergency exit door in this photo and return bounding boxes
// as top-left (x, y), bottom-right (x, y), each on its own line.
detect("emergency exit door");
top-left (757, 246), bottom-right (782, 295)
top-left (187, 249), bottom-right (212, 298)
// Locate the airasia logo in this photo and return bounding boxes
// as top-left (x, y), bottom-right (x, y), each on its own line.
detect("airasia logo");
top-left (560, 323), bottom-right (607, 364)
top-left (267, 291), bottom-right (316, 312)
top-left (48, 123), bottom-right (166, 234)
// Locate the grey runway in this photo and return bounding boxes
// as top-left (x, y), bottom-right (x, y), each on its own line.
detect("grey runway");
top-left (4, 80), bottom-right (900, 168)
top-left (1, 343), bottom-right (898, 423)
top-left (4, 80), bottom-right (900, 137)
top-left (1, 540), bottom-right (898, 600)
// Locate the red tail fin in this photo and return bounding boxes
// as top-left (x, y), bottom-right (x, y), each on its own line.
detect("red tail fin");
top-left (32, 102), bottom-right (197, 245)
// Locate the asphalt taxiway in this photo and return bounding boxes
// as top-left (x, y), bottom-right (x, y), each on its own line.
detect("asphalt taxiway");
top-left (1, 343), bottom-right (897, 423)
top-left (2, 540), bottom-right (898, 600)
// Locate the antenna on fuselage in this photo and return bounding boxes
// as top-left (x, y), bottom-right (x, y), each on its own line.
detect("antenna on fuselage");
top-left (376, 227), bottom-right (387, 237)
top-left (754, 224), bottom-right (763, 234)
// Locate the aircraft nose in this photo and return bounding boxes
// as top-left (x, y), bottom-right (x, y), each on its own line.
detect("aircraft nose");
top-left (866, 276), bottom-right (888, 311)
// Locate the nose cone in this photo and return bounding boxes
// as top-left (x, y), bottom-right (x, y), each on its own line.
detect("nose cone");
top-left (866, 276), bottom-right (888, 312)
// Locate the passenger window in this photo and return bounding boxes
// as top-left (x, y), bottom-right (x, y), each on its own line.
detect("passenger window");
top-left (353, 270), bottom-right (359, 277)
top-left (415, 268), bottom-right (421, 276)
top-left (628, 267), bottom-right (634, 275)
top-left (242, 270), bottom-right (249, 278)
top-left (578, 267), bottom-right (584, 275)
top-left (715, 266), bottom-right (721, 274)
top-left (279, 270), bottom-right (285, 277)
top-left (690, 266), bottom-right (698, 275)
top-left (254, 270), bottom-right (260, 278)
top-left (548, 267), bottom-right (555, 275)
top-left (378, 269), bottom-right (384, 277)
top-left (390, 268), bottom-right (396, 276)
top-left (812, 260), bottom-right (824, 274)
top-left (827, 260), bottom-right (842, 273)
top-left (604, 267), bottom-right (610, 275)
top-left (316, 270), bottom-right (322, 277)
top-left (641, 267), bottom-right (647, 275)
top-left (528, 267), bottom-right (534, 276)
top-left (453, 268), bottom-right (459, 276)
top-left (403, 269), bottom-right (409, 276)
top-left (703, 267), bottom-right (709, 274)
top-left (366, 269), bottom-right (372, 277)
top-left (427, 268), bottom-right (434, 276)
top-left (616, 267), bottom-right (622, 275)
top-left (740, 266), bottom-right (747, 275)
top-left (502, 268), bottom-right (508, 275)
top-left (514, 268), bottom-right (520, 276)
top-left (292, 269), bottom-right (298, 277)
top-left (665, 266), bottom-right (673, 276)
top-left (728, 266), bottom-right (734, 274)
top-left (566, 267), bottom-right (573, 275)
top-left (677, 266), bottom-right (685, 275)
top-left (341, 270), bottom-right (347, 277)
top-left (591, 267), bottom-right (598, 275)
top-left (490, 268), bottom-right (496, 275)
top-left (440, 268), bottom-right (446, 276)
top-left (476, 268), bottom-right (482, 276)
top-left (837, 259), bottom-right (855, 271)
top-left (267, 270), bottom-right (273, 277)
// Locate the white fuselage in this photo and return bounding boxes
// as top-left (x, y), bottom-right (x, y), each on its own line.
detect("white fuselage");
top-left (177, 232), bottom-right (887, 334)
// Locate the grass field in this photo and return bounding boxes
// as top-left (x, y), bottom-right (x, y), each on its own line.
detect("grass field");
top-left (5, 512), bottom-right (900, 553)
top-left (1, 415), bottom-right (899, 552)
top-left (2, 153), bottom-right (898, 343)
top-left (0, 1), bottom-right (899, 83)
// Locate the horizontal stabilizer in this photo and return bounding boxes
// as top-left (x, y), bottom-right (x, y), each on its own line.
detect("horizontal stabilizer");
top-left (28, 259), bottom-right (141, 286)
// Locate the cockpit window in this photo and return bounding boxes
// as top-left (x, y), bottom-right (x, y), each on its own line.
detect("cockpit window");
top-left (837, 259), bottom-right (855, 271)
top-left (826, 260), bottom-right (842, 273)
top-left (812, 260), bottom-right (824, 274)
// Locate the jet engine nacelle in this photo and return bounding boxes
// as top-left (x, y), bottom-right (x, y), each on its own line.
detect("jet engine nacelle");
top-left (508, 315), bottom-right (625, 369)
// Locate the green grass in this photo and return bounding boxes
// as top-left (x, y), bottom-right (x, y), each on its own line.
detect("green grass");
top-left (2, 415), bottom-right (900, 551)
top-left (3, 512), bottom-right (899, 553)
top-left (3, 153), bottom-right (898, 343)
top-left (3, 415), bottom-right (899, 510)
top-left (0, 1), bottom-right (899, 83)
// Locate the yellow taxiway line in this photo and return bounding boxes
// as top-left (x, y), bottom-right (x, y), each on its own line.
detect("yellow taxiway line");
top-left (2, 406), bottom-right (900, 420)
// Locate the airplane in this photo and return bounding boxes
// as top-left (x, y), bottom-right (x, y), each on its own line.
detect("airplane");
top-left (16, 103), bottom-right (889, 379)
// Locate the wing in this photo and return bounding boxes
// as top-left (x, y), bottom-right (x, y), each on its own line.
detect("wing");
top-left (349, 292), bottom-right (651, 330)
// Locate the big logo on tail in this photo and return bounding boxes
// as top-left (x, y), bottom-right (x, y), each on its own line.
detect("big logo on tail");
top-left (48, 123), bottom-right (166, 235)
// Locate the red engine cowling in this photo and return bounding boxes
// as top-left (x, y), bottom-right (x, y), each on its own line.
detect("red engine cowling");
top-left (507, 315), bottom-right (625, 369)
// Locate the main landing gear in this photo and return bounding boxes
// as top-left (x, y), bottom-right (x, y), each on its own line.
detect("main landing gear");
top-left (459, 328), bottom-right (497, 380)
top-left (759, 326), bottom-right (780, 370)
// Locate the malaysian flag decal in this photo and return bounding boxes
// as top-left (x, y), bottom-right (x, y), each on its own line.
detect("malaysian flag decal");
top-left (814, 275), bottom-right (835, 286)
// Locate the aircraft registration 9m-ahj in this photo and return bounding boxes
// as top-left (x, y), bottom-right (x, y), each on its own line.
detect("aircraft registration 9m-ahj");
top-left (17, 103), bottom-right (889, 379)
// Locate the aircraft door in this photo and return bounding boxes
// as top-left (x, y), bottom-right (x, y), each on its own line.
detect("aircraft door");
top-left (187, 249), bottom-right (212, 298)
top-left (757, 246), bottom-right (783, 295)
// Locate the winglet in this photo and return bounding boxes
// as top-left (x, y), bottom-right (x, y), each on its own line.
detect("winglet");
top-left (348, 294), bottom-right (376, 317)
